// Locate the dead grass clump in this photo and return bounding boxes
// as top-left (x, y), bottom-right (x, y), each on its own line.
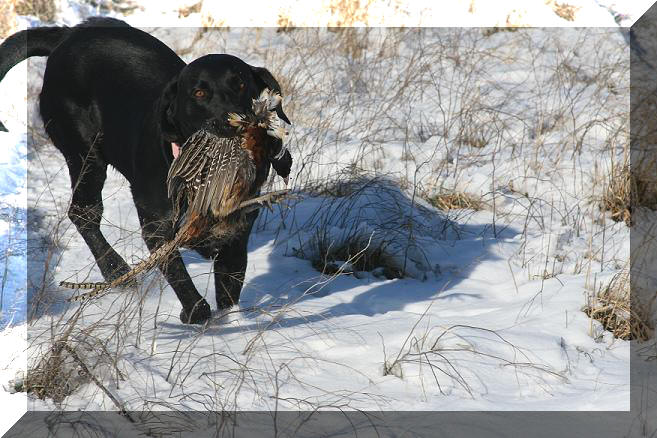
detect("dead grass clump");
top-left (15, 0), bottom-right (56, 22)
top-left (457, 132), bottom-right (489, 149)
top-left (305, 175), bottom-right (365, 198)
top-left (584, 271), bottom-right (654, 341)
top-left (309, 230), bottom-right (403, 279)
top-left (482, 27), bottom-right (519, 37)
top-left (178, 1), bottom-right (201, 18)
top-left (328, 27), bottom-right (369, 59)
top-left (600, 160), bottom-right (657, 227)
top-left (634, 163), bottom-right (657, 214)
top-left (601, 163), bottom-right (632, 226)
top-left (548, 1), bottom-right (579, 22)
top-left (0, 0), bottom-right (17, 39)
top-left (291, 174), bottom-right (438, 280)
top-left (427, 191), bottom-right (484, 211)
top-left (81, 0), bottom-right (139, 15)
top-left (24, 340), bottom-right (90, 403)
top-left (327, 0), bottom-right (374, 26)
top-left (276, 14), bottom-right (296, 32)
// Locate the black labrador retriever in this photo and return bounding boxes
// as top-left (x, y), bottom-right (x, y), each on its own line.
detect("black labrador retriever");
top-left (0, 17), bottom-right (292, 324)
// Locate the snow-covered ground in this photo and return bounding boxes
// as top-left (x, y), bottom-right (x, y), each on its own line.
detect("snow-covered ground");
top-left (0, 0), bottom-right (655, 436)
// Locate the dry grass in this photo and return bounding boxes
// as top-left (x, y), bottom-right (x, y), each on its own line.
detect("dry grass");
top-left (178, 1), bottom-right (201, 18)
top-left (328, 27), bottom-right (369, 59)
top-left (633, 156), bottom-right (657, 215)
top-left (0, 0), bottom-right (17, 39)
top-left (548, 1), bottom-right (579, 22)
top-left (308, 230), bottom-right (403, 279)
top-left (24, 340), bottom-right (90, 403)
top-left (600, 147), bottom-right (657, 227)
top-left (326, 0), bottom-right (375, 26)
top-left (427, 191), bottom-right (485, 212)
top-left (381, 307), bottom-right (567, 398)
top-left (15, 0), bottom-right (56, 22)
top-left (584, 270), bottom-right (654, 341)
top-left (481, 26), bottom-right (519, 37)
top-left (601, 161), bottom-right (632, 226)
top-left (285, 173), bottom-right (440, 280)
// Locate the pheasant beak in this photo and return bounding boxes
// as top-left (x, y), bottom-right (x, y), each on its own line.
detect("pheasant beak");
top-left (227, 113), bottom-right (245, 128)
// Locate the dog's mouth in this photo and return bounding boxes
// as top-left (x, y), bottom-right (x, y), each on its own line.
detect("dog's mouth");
top-left (171, 142), bottom-right (181, 159)
top-left (171, 90), bottom-right (291, 184)
top-left (173, 117), bottom-right (240, 158)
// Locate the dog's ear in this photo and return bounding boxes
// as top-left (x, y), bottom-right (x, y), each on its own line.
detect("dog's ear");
top-left (249, 65), bottom-right (291, 125)
top-left (159, 74), bottom-right (182, 142)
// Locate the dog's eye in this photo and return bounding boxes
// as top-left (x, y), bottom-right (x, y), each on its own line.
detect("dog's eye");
top-left (238, 82), bottom-right (245, 91)
top-left (193, 89), bottom-right (207, 99)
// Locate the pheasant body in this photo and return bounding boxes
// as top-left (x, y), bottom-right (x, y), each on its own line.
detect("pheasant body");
top-left (62, 88), bottom-right (291, 301)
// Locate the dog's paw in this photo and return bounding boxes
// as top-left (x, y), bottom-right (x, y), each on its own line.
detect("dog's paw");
top-left (180, 300), bottom-right (212, 324)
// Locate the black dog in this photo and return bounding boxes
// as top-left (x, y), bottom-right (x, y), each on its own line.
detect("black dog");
top-left (0, 17), bottom-right (292, 324)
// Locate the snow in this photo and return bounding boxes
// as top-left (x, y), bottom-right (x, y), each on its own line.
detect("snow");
top-left (0, 0), bottom-right (654, 436)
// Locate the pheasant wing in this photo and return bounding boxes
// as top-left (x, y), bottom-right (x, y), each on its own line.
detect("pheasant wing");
top-left (190, 136), bottom-right (244, 217)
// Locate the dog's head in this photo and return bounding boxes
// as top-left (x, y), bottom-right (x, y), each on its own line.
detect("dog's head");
top-left (159, 54), bottom-right (290, 144)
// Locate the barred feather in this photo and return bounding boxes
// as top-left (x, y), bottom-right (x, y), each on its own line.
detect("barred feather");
top-left (167, 132), bottom-right (254, 225)
top-left (67, 228), bottom-right (190, 301)
top-left (59, 281), bottom-right (107, 290)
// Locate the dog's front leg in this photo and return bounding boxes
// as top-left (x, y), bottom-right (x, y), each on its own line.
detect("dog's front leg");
top-left (213, 237), bottom-right (248, 310)
top-left (137, 207), bottom-right (211, 324)
top-left (212, 210), bottom-right (257, 310)
top-left (159, 248), bottom-right (212, 324)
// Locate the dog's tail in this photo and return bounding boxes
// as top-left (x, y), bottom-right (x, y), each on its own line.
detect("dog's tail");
top-left (0, 26), bottom-right (72, 132)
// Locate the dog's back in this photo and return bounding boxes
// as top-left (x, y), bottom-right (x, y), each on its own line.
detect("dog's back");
top-left (40, 17), bottom-right (183, 104)
top-left (39, 19), bottom-right (183, 177)
top-left (0, 18), bottom-right (185, 181)
top-left (0, 18), bottom-right (134, 129)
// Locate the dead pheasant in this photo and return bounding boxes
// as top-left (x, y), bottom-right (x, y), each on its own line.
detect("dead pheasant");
top-left (61, 88), bottom-right (292, 301)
